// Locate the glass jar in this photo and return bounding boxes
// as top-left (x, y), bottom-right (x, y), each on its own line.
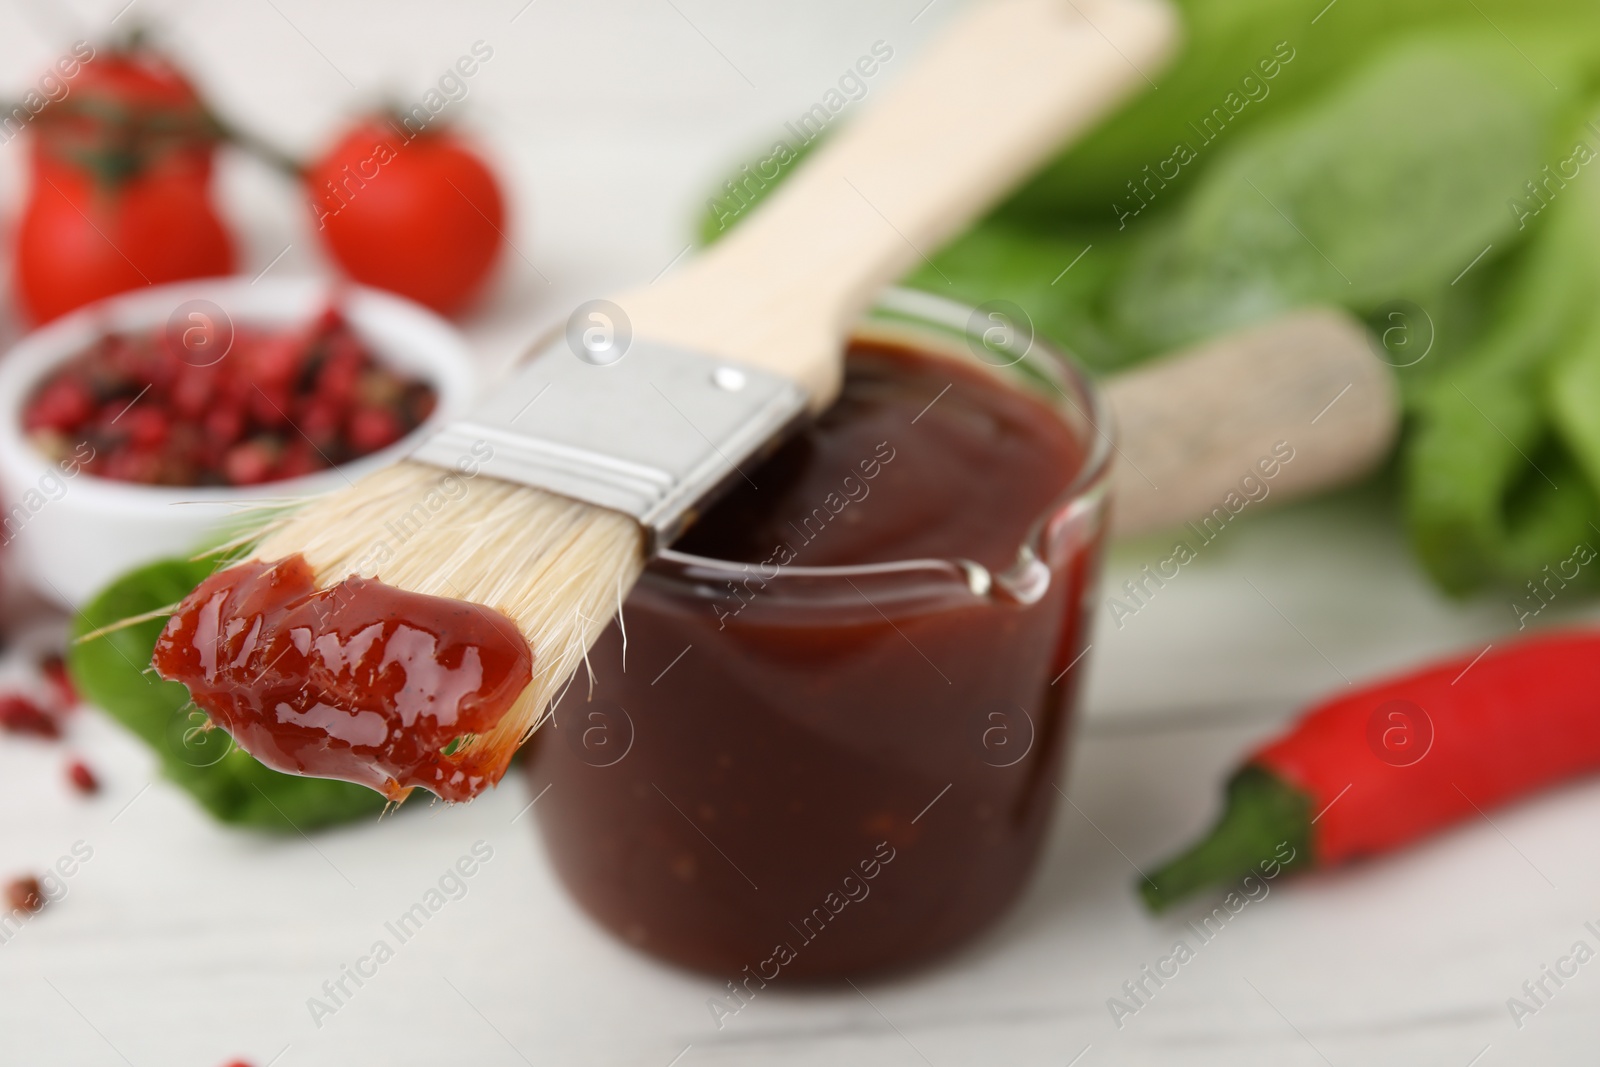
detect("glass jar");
top-left (525, 289), bottom-right (1111, 980)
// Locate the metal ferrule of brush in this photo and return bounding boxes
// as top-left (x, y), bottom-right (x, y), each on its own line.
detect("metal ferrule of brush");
top-left (409, 333), bottom-right (809, 549)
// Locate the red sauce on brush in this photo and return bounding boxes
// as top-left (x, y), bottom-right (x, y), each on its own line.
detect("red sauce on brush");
top-left (151, 555), bottom-right (531, 802)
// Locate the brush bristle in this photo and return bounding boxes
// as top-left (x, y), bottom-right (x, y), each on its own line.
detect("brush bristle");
top-left (251, 459), bottom-right (646, 789)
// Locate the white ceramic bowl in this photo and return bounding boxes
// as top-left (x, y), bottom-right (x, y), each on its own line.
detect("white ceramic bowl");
top-left (0, 277), bottom-right (476, 608)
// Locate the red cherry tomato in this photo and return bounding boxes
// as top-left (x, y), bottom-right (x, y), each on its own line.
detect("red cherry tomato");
top-left (35, 46), bottom-right (215, 176)
top-left (14, 154), bottom-right (234, 324)
top-left (14, 44), bottom-right (231, 323)
top-left (62, 46), bottom-right (207, 114)
top-left (307, 120), bottom-right (506, 314)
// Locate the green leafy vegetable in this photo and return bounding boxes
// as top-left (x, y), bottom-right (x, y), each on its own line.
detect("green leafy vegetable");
top-left (901, 221), bottom-right (1137, 374)
top-left (1108, 34), bottom-right (1571, 354)
top-left (1006, 0), bottom-right (1600, 218)
top-left (68, 556), bottom-right (388, 830)
top-left (1405, 147), bottom-right (1600, 593)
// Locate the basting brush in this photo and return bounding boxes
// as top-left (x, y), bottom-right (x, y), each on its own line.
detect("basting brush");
top-left (223, 0), bottom-right (1182, 797)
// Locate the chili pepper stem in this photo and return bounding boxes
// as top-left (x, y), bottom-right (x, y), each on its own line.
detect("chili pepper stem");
top-left (1138, 766), bottom-right (1313, 913)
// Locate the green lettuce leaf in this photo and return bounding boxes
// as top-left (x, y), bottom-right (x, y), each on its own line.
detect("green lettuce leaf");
top-left (68, 557), bottom-right (388, 831)
top-left (1107, 33), bottom-right (1575, 354)
top-left (1005, 0), bottom-right (1600, 217)
top-left (1405, 164), bottom-right (1600, 594)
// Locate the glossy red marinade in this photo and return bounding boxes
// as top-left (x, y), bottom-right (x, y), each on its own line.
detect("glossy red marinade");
top-left (151, 555), bottom-right (532, 802)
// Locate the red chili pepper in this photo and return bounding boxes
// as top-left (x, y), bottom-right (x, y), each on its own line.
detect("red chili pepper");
top-left (1140, 630), bottom-right (1600, 911)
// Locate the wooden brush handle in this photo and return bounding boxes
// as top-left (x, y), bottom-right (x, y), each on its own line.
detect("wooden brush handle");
top-left (619, 0), bottom-right (1178, 407)
top-left (1106, 308), bottom-right (1399, 538)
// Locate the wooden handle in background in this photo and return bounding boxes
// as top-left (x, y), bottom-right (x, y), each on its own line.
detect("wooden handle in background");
top-left (619, 0), bottom-right (1179, 407)
top-left (1105, 308), bottom-right (1400, 539)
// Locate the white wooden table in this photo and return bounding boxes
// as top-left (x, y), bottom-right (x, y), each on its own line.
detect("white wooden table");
top-left (2, 3), bottom-right (1597, 1064)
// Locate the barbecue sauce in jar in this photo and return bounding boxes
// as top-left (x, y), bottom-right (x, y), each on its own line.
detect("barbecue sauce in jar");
top-left (527, 339), bottom-right (1106, 979)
